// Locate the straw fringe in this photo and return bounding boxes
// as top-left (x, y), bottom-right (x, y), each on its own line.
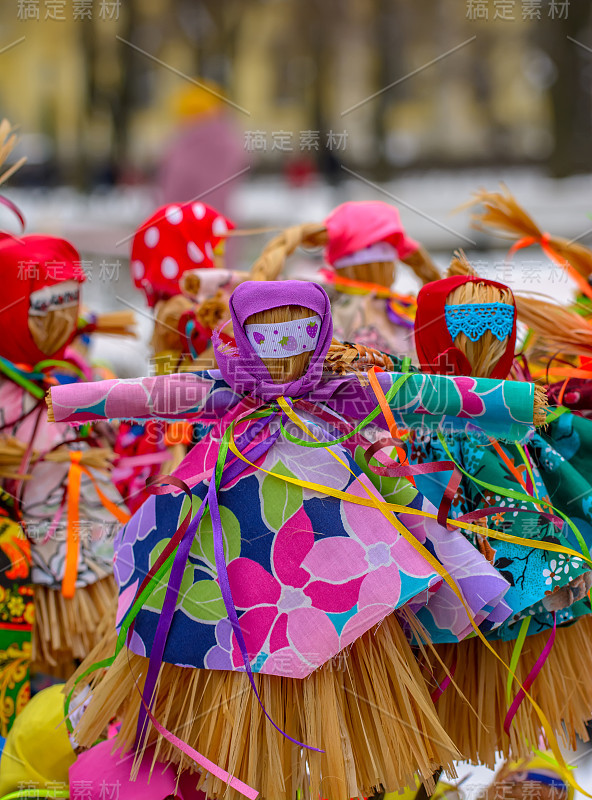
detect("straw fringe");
top-left (88, 311), bottom-right (136, 337)
top-left (45, 389), bottom-right (55, 423)
top-left (70, 614), bottom-right (459, 799)
top-left (427, 617), bottom-right (592, 767)
top-left (0, 435), bottom-right (114, 479)
top-left (533, 385), bottom-right (548, 427)
top-left (32, 575), bottom-right (117, 673)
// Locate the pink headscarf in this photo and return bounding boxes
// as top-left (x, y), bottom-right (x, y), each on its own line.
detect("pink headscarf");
top-left (324, 201), bottom-right (419, 267)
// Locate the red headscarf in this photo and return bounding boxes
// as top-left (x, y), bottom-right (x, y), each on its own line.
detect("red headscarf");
top-left (414, 275), bottom-right (517, 379)
top-left (130, 202), bottom-right (234, 307)
top-left (324, 201), bottom-right (419, 266)
top-left (0, 233), bottom-right (85, 364)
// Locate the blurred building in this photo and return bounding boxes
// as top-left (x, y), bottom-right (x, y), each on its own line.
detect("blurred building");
top-left (0, 0), bottom-right (589, 184)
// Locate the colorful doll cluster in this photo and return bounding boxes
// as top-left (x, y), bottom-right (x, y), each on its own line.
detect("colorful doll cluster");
top-left (47, 278), bottom-right (552, 800)
top-left (2, 117), bottom-right (592, 800)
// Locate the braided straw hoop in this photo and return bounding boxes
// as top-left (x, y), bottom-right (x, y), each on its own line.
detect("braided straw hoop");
top-left (249, 223), bottom-right (328, 282)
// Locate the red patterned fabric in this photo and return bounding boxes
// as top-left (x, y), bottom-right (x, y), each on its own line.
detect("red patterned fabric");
top-left (130, 202), bottom-right (234, 307)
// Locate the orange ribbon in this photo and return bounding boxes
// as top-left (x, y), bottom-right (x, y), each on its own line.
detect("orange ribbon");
top-left (63, 452), bottom-right (83, 598)
top-left (61, 452), bottom-right (130, 599)
top-left (319, 268), bottom-right (417, 303)
top-left (367, 367), bottom-right (415, 485)
top-left (508, 233), bottom-right (592, 302)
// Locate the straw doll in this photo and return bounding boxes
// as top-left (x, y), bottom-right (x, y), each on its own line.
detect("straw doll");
top-left (48, 280), bottom-right (545, 799)
top-left (0, 233), bottom-right (130, 676)
top-left (115, 203), bottom-right (236, 503)
top-left (447, 257), bottom-right (592, 593)
top-left (132, 201), bottom-right (234, 375)
top-left (410, 258), bottom-right (592, 767)
top-left (250, 201), bottom-right (440, 357)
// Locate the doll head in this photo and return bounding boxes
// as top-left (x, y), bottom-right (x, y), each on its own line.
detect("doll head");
top-left (325, 201), bottom-right (439, 287)
top-left (215, 280), bottom-right (332, 400)
top-left (249, 202), bottom-right (439, 286)
top-left (485, 755), bottom-right (570, 800)
top-left (415, 255), bottom-right (517, 379)
top-left (244, 304), bottom-right (317, 383)
top-left (131, 202), bottom-right (234, 307)
top-left (0, 233), bottom-right (85, 365)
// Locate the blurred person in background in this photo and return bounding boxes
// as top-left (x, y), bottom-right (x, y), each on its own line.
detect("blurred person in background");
top-left (157, 80), bottom-right (247, 219)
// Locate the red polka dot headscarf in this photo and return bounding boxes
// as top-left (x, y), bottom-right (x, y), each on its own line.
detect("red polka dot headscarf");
top-left (130, 202), bottom-right (234, 307)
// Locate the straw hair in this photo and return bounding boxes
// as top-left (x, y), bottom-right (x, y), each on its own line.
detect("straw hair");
top-left (29, 305), bottom-right (79, 356)
top-left (446, 253), bottom-right (514, 379)
top-left (335, 261), bottom-right (395, 288)
top-left (426, 615), bottom-right (592, 767)
top-left (32, 576), bottom-right (117, 674)
top-left (469, 185), bottom-right (592, 279)
top-left (68, 613), bottom-right (459, 799)
top-left (0, 119), bottom-right (26, 187)
top-left (245, 305), bottom-right (315, 383)
top-left (249, 223), bottom-right (328, 282)
top-left (335, 246), bottom-right (440, 288)
top-left (402, 245), bottom-right (441, 284)
top-left (151, 296), bottom-right (195, 354)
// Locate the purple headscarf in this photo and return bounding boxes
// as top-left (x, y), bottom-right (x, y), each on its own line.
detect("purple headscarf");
top-left (214, 280), bottom-right (333, 401)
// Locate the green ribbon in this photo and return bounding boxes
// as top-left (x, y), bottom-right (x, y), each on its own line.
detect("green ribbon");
top-left (280, 373), bottom-right (412, 449)
top-left (506, 616), bottom-right (531, 705)
top-left (545, 405), bottom-right (569, 425)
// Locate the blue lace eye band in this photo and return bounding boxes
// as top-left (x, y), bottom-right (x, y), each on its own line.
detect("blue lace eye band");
top-left (445, 302), bottom-right (516, 342)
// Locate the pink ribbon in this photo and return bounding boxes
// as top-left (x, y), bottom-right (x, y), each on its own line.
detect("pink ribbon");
top-left (504, 612), bottom-right (556, 735)
top-left (430, 658), bottom-right (457, 703)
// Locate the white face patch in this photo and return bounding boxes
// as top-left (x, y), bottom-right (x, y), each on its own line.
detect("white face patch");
top-left (333, 241), bottom-right (397, 269)
top-left (244, 315), bottom-right (321, 359)
top-left (29, 280), bottom-right (80, 316)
